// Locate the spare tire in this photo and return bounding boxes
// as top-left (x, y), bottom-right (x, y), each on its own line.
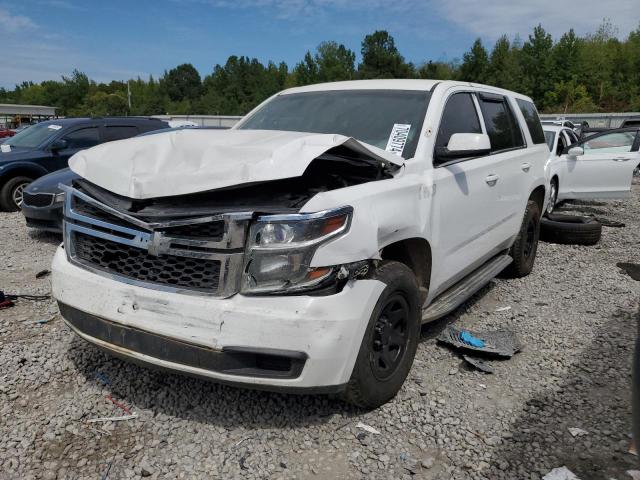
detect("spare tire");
top-left (540, 213), bottom-right (602, 245)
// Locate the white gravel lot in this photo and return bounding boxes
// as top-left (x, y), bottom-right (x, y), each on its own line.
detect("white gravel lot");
top-left (1, 183), bottom-right (639, 480)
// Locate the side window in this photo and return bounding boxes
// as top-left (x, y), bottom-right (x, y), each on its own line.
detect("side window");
top-left (104, 126), bottom-right (139, 142)
top-left (435, 93), bottom-right (482, 151)
top-left (63, 127), bottom-right (100, 149)
top-left (582, 131), bottom-right (636, 154)
top-left (479, 95), bottom-right (525, 152)
top-left (516, 99), bottom-right (546, 144)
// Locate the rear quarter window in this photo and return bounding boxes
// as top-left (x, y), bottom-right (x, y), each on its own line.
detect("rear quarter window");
top-left (516, 99), bottom-right (546, 144)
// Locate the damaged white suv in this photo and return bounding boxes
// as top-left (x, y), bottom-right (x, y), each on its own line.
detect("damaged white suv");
top-left (52, 80), bottom-right (548, 407)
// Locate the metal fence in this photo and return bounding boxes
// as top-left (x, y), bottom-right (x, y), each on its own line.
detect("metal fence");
top-left (539, 112), bottom-right (640, 129)
top-left (152, 115), bottom-right (242, 128)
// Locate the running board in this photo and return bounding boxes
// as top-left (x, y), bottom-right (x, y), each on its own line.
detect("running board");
top-left (421, 254), bottom-right (513, 323)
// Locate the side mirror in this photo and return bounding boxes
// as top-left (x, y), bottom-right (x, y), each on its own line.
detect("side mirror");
top-left (436, 133), bottom-right (491, 162)
top-left (50, 138), bottom-right (68, 152)
top-left (567, 146), bottom-right (584, 158)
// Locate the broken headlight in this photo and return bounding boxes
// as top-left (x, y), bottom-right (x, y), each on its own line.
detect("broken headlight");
top-left (241, 206), bottom-right (352, 294)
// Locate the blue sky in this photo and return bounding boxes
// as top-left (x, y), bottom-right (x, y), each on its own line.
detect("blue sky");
top-left (1, 0), bottom-right (638, 88)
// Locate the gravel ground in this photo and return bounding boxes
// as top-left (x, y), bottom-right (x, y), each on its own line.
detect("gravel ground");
top-left (1, 183), bottom-right (639, 480)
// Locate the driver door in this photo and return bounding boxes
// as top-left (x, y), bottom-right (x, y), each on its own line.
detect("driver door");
top-left (562, 130), bottom-right (639, 198)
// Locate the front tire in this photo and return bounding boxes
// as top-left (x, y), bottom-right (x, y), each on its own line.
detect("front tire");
top-left (503, 200), bottom-right (541, 278)
top-left (343, 261), bottom-right (421, 409)
top-left (0, 176), bottom-right (33, 212)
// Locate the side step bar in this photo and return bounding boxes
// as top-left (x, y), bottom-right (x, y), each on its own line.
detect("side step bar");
top-left (421, 254), bottom-right (512, 323)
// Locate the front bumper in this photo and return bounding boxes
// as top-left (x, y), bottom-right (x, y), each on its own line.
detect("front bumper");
top-left (52, 247), bottom-right (385, 391)
top-left (22, 203), bottom-right (63, 233)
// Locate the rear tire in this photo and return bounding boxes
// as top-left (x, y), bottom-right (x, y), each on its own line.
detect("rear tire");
top-left (503, 200), bottom-right (540, 278)
top-left (0, 176), bottom-right (32, 212)
top-left (540, 213), bottom-right (602, 245)
top-left (343, 261), bottom-right (421, 409)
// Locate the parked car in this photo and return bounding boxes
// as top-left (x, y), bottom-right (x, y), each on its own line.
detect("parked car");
top-left (543, 126), bottom-right (640, 213)
top-left (0, 128), bottom-right (16, 139)
top-left (0, 117), bottom-right (169, 211)
top-left (21, 126), bottom-right (229, 232)
top-left (52, 80), bottom-right (549, 408)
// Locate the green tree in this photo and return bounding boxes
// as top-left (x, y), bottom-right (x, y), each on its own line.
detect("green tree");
top-left (459, 39), bottom-right (489, 83)
top-left (520, 25), bottom-right (554, 107)
top-left (358, 30), bottom-right (414, 79)
top-left (417, 61), bottom-right (456, 80)
top-left (316, 41), bottom-right (356, 82)
top-left (162, 63), bottom-right (202, 102)
top-left (293, 51), bottom-right (319, 85)
top-left (486, 35), bottom-right (523, 90)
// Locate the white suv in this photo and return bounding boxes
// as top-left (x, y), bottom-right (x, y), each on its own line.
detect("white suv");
top-left (52, 80), bottom-right (548, 407)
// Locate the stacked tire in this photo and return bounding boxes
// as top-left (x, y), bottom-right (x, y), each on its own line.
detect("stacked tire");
top-left (540, 213), bottom-right (602, 246)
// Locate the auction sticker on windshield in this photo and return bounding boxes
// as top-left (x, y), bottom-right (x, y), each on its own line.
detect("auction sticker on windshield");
top-left (48, 125), bottom-right (62, 130)
top-left (385, 124), bottom-right (411, 156)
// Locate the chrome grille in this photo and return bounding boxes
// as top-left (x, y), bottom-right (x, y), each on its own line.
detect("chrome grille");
top-left (62, 185), bottom-right (251, 297)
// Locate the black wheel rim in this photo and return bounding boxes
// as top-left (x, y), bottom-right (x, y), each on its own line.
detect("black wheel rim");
top-left (523, 218), bottom-right (536, 258)
top-left (370, 294), bottom-right (410, 381)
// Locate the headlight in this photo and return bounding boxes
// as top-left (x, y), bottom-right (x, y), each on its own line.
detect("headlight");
top-left (53, 192), bottom-right (66, 204)
top-left (241, 206), bottom-right (352, 294)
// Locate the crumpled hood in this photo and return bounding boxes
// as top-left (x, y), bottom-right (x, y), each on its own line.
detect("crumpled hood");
top-left (69, 129), bottom-right (403, 199)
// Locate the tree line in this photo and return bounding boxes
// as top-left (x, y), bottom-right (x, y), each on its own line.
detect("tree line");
top-left (1, 22), bottom-right (639, 117)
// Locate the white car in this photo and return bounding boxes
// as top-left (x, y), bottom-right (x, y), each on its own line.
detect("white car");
top-left (52, 80), bottom-right (549, 407)
top-left (543, 126), bottom-right (640, 213)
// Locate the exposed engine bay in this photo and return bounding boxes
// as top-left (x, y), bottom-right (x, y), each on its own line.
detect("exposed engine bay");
top-left (73, 147), bottom-right (397, 220)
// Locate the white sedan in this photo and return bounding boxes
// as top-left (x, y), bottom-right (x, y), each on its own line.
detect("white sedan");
top-left (543, 125), bottom-right (640, 214)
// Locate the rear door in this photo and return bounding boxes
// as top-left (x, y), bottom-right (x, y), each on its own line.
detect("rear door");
top-left (562, 129), bottom-right (639, 198)
top-left (102, 125), bottom-right (140, 143)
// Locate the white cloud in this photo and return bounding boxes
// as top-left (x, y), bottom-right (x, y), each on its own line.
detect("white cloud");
top-left (0, 7), bottom-right (37, 33)
top-left (434, 0), bottom-right (639, 41)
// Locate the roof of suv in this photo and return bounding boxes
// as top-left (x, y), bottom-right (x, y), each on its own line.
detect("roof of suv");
top-left (281, 79), bottom-right (534, 101)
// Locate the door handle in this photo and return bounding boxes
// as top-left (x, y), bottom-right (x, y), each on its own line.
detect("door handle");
top-left (485, 174), bottom-right (499, 186)
top-left (521, 163), bottom-right (531, 172)
top-left (613, 157), bottom-right (630, 162)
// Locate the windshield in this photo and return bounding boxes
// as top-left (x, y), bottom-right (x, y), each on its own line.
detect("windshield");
top-left (544, 131), bottom-right (555, 151)
top-left (5, 122), bottom-right (62, 149)
top-left (239, 89), bottom-right (431, 159)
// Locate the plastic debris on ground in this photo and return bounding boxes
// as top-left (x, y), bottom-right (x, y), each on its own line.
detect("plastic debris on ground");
top-left (495, 306), bottom-right (511, 312)
top-left (87, 413), bottom-right (138, 423)
top-left (437, 326), bottom-right (521, 376)
top-left (627, 470), bottom-right (640, 480)
top-left (35, 269), bottom-right (50, 279)
top-left (542, 466), bottom-right (580, 480)
top-left (568, 427), bottom-right (588, 437)
top-left (462, 355), bottom-right (495, 374)
top-left (437, 326), bottom-right (522, 358)
top-left (356, 422), bottom-right (380, 435)
top-left (617, 262), bottom-right (640, 281)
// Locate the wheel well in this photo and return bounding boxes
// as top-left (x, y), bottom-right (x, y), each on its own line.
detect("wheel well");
top-left (380, 238), bottom-right (431, 301)
top-left (551, 175), bottom-right (558, 185)
top-left (0, 168), bottom-right (40, 187)
top-left (529, 185), bottom-right (546, 213)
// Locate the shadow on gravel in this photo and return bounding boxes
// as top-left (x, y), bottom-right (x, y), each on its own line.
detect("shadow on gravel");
top-left (489, 306), bottom-right (638, 479)
top-left (63, 282), bottom-right (497, 426)
top-left (28, 229), bottom-right (61, 246)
